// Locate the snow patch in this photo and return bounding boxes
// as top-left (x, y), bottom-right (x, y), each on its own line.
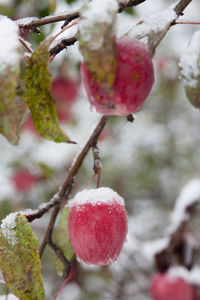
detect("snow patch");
top-left (67, 187), bottom-right (125, 207)
top-left (179, 31), bottom-right (200, 87)
top-left (15, 16), bottom-right (38, 26)
top-left (1, 212), bottom-right (19, 246)
top-left (0, 16), bottom-right (21, 73)
top-left (0, 294), bottom-right (19, 300)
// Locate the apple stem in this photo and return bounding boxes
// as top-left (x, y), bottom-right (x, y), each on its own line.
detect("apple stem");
top-left (96, 168), bottom-right (101, 189)
top-left (54, 268), bottom-right (75, 300)
top-left (86, 173), bottom-right (97, 189)
top-left (19, 38), bottom-right (33, 53)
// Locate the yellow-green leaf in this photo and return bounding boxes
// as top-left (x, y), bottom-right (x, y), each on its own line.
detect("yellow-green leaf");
top-left (0, 213), bottom-right (44, 300)
top-left (24, 38), bottom-right (72, 143)
top-left (0, 68), bottom-right (28, 144)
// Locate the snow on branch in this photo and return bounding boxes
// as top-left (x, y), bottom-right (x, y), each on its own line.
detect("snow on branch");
top-left (127, 5), bottom-right (178, 55)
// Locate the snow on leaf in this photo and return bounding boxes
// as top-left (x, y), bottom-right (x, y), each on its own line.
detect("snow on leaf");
top-left (53, 207), bottom-right (74, 276)
top-left (78, 0), bottom-right (118, 87)
top-left (0, 214), bottom-right (44, 300)
top-left (179, 31), bottom-right (200, 109)
top-left (24, 38), bottom-right (72, 143)
top-left (0, 16), bottom-right (21, 73)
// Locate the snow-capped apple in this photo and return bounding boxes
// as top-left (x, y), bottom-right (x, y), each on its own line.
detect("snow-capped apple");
top-left (11, 170), bottom-right (37, 192)
top-left (150, 272), bottom-right (193, 300)
top-left (68, 187), bottom-right (127, 265)
top-left (51, 77), bottom-right (79, 122)
top-left (81, 36), bottom-right (154, 116)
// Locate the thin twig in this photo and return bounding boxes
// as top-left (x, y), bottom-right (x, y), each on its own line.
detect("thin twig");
top-left (49, 36), bottom-right (77, 57)
top-left (175, 20), bottom-right (200, 25)
top-left (39, 116), bottom-right (109, 257)
top-left (18, 10), bottom-right (80, 31)
top-left (54, 268), bottom-right (75, 300)
top-left (118, 0), bottom-right (146, 12)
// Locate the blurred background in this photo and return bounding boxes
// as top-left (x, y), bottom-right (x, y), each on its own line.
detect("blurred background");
top-left (0, 0), bottom-right (200, 299)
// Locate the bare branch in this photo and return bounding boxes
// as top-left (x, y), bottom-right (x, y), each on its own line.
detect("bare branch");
top-left (17, 0), bottom-right (147, 32)
top-left (118, 0), bottom-right (146, 12)
top-left (18, 10), bottom-right (80, 31)
top-left (49, 36), bottom-right (77, 57)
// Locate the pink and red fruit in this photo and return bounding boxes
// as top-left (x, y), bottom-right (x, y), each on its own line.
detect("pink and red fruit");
top-left (11, 170), bottom-right (37, 192)
top-left (150, 273), bottom-right (193, 300)
top-left (192, 285), bottom-right (200, 300)
top-left (68, 187), bottom-right (127, 265)
top-left (81, 36), bottom-right (154, 116)
top-left (51, 77), bottom-right (79, 122)
top-left (23, 115), bottom-right (38, 136)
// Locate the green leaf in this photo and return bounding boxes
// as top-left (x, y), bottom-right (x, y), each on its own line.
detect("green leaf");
top-left (24, 38), bottom-right (73, 143)
top-left (0, 69), bottom-right (28, 144)
top-left (53, 207), bottom-right (74, 276)
top-left (0, 214), bottom-right (45, 300)
top-left (78, 0), bottom-right (118, 88)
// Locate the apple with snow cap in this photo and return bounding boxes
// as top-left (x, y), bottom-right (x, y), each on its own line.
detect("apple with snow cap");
top-left (67, 187), bottom-right (127, 265)
top-left (150, 272), bottom-right (193, 300)
top-left (81, 36), bottom-right (154, 116)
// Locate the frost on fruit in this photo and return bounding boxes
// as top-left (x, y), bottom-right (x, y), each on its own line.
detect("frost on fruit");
top-left (179, 31), bottom-right (200, 109)
top-left (81, 36), bottom-right (154, 116)
top-left (67, 187), bottom-right (127, 265)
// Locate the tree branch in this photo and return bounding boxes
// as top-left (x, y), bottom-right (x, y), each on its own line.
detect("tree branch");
top-left (38, 116), bottom-right (109, 257)
top-left (174, 0), bottom-right (192, 16)
top-left (118, 0), bottom-right (146, 12)
top-left (18, 0), bottom-right (147, 33)
top-left (18, 10), bottom-right (80, 32)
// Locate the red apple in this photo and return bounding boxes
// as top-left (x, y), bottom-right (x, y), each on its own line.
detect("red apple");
top-left (23, 115), bottom-right (38, 135)
top-left (11, 170), bottom-right (37, 192)
top-left (150, 273), bottom-right (193, 300)
top-left (51, 77), bottom-right (79, 122)
top-left (81, 36), bottom-right (154, 116)
top-left (68, 187), bottom-right (127, 265)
